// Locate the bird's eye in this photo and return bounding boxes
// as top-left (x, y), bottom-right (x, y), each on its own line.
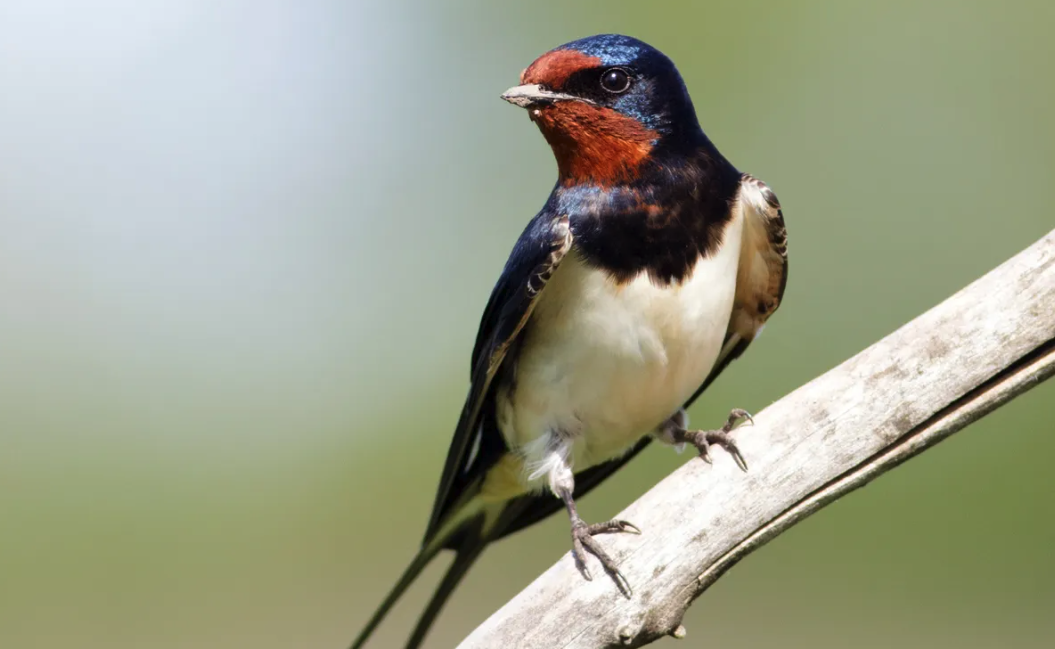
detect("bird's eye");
top-left (600, 68), bottom-right (631, 93)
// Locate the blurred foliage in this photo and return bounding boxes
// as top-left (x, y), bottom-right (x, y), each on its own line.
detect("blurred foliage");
top-left (1, 1), bottom-right (1052, 648)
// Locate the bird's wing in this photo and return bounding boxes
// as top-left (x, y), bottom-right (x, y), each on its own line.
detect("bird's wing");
top-left (497, 176), bottom-right (788, 540)
top-left (423, 212), bottom-right (573, 542)
top-left (356, 213), bottom-right (571, 649)
top-left (685, 173), bottom-right (789, 408)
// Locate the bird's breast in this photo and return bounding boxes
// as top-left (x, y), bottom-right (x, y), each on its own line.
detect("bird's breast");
top-left (497, 211), bottom-right (745, 474)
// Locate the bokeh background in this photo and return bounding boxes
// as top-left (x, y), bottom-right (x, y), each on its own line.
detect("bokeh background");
top-left (2, 1), bottom-right (1053, 648)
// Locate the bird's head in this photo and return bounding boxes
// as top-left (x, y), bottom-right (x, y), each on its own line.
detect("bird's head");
top-left (502, 34), bottom-right (704, 187)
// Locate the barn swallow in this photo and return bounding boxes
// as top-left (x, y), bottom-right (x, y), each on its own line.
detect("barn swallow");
top-left (350, 34), bottom-right (788, 649)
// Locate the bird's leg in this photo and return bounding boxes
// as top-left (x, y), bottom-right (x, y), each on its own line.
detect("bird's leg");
top-left (537, 440), bottom-right (638, 597)
top-left (656, 408), bottom-right (754, 471)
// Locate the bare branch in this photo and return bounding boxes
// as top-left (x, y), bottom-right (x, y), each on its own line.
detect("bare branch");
top-left (459, 229), bottom-right (1055, 649)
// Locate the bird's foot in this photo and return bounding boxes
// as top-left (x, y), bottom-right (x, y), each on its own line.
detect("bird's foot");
top-left (671, 408), bottom-right (753, 471)
top-left (570, 518), bottom-right (639, 598)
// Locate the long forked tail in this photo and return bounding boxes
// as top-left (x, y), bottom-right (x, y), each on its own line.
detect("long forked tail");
top-left (349, 540), bottom-right (444, 649)
top-left (350, 515), bottom-right (494, 649)
top-left (401, 541), bottom-right (488, 649)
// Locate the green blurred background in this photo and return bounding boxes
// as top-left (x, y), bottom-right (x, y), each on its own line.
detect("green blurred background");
top-left (2, 1), bottom-right (1053, 648)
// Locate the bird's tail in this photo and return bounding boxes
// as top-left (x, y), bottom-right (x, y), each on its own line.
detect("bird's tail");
top-left (350, 500), bottom-right (506, 649)
top-left (401, 540), bottom-right (489, 649)
top-left (349, 539), bottom-right (444, 649)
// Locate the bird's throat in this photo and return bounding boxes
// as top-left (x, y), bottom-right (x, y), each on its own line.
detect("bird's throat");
top-left (532, 103), bottom-right (657, 187)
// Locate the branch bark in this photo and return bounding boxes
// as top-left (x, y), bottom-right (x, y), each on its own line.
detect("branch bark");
top-left (459, 229), bottom-right (1055, 649)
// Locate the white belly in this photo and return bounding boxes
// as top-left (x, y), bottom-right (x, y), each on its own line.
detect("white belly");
top-left (496, 212), bottom-right (744, 480)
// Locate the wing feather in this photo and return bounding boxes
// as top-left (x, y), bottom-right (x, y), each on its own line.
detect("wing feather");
top-left (423, 214), bottom-right (572, 542)
top-left (686, 173), bottom-right (788, 408)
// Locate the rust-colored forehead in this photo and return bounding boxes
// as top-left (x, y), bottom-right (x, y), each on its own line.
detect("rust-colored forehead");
top-left (520, 49), bottom-right (601, 89)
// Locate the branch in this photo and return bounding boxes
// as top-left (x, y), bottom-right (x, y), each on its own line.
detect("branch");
top-left (460, 229), bottom-right (1055, 649)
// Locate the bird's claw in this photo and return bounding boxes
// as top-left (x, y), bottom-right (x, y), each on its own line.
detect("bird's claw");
top-left (570, 519), bottom-right (636, 598)
top-left (585, 519), bottom-right (640, 535)
top-left (704, 430), bottom-right (748, 472)
top-left (723, 408), bottom-right (754, 431)
top-left (677, 408), bottom-right (753, 472)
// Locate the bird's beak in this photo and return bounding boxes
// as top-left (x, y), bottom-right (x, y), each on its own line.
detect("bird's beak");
top-left (500, 84), bottom-right (585, 108)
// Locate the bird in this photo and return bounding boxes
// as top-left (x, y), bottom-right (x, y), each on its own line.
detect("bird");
top-left (350, 33), bottom-right (788, 649)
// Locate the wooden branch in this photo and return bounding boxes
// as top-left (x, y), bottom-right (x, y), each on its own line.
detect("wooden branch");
top-left (459, 229), bottom-right (1055, 649)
